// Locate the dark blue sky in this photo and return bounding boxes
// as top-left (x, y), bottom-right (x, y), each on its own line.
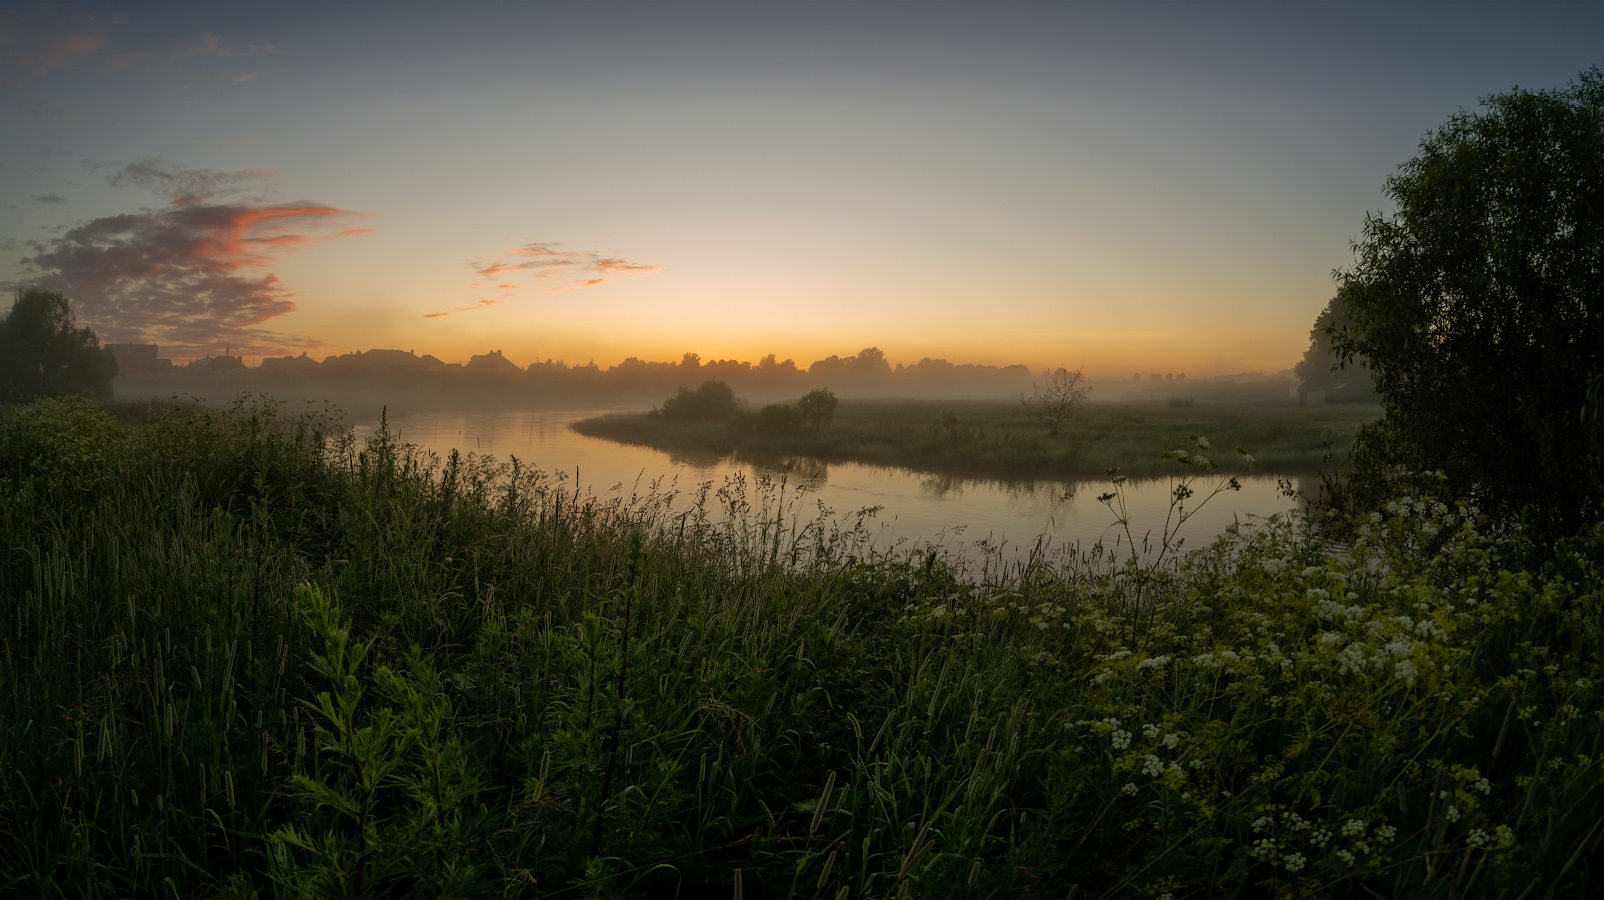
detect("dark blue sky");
top-left (4, 2), bottom-right (1601, 370)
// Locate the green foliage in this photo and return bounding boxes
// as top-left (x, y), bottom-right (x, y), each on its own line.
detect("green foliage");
top-left (797, 388), bottom-right (838, 430)
top-left (1335, 65), bottom-right (1604, 538)
top-left (2, 397), bottom-right (1602, 897)
top-left (0, 287), bottom-right (117, 403)
top-left (734, 402), bottom-right (802, 434)
top-left (659, 379), bottom-right (739, 422)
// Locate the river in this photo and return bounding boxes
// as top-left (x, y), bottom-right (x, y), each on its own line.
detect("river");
top-left (348, 407), bottom-right (1303, 574)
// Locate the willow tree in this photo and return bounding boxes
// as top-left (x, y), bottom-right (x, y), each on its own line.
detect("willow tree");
top-left (1335, 66), bottom-right (1604, 537)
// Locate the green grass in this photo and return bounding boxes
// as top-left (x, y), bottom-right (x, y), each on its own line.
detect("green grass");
top-left (572, 399), bottom-right (1382, 480)
top-left (1, 394), bottom-right (1601, 898)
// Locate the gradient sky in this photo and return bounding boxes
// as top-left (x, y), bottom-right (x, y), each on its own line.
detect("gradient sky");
top-left (4, 2), bottom-right (1602, 377)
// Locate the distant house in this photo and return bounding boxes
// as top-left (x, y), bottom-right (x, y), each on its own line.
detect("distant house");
top-left (320, 349), bottom-right (439, 378)
top-left (465, 349), bottom-right (522, 378)
top-left (188, 354), bottom-right (246, 374)
top-left (105, 343), bottom-right (173, 375)
top-left (260, 352), bottom-right (323, 378)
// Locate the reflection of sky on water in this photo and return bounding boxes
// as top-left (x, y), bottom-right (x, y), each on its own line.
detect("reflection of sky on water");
top-left (350, 408), bottom-right (1301, 570)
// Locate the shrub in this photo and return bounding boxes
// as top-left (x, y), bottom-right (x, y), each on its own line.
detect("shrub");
top-left (659, 379), bottom-right (739, 422)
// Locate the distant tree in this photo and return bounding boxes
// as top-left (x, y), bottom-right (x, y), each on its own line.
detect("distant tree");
top-left (0, 287), bottom-right (117, 403)
top-left (1022, 366), bottom-right (1091, 436)
top-left (1334, 65), bottom-right (1604, 537)
top-left (659, 380), bottom-right (739, 422)
top-left (1295, 294), bottom-right (1373, 396)
top-left (797, 388), bottom-right (838, 430)
top-left (849, 347), bottom-right (892, 379)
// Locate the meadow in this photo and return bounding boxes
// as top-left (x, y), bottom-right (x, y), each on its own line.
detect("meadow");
top-left (572, 399), bottom-right (1382, 481)
top-left (1, 395), bottom-right (1601, 898)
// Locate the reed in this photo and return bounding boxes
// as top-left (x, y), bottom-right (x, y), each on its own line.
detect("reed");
top-left (1, 394), bottom-right (1600, 898)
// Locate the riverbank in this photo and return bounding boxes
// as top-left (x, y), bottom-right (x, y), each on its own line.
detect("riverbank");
top-left (3, 394), bottom-right (1597, 897)
top-left (573, 398), bottom-right (1382, 479)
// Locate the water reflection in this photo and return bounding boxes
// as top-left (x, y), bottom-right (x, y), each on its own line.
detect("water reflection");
top-left (349, 407), bottom-right (1302, 569)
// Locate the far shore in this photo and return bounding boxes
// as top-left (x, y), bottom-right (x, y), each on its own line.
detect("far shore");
top-left (572, 398), bottom-right (1381, 482)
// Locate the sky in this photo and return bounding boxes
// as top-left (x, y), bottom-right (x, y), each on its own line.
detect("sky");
top-left (3, 1), bottom-right (1602, 378)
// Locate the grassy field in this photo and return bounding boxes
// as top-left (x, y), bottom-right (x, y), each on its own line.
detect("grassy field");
top-left (572, 399), bottom-right (1382, 480)
top-left (2, 395), bottom-right (1601, 898)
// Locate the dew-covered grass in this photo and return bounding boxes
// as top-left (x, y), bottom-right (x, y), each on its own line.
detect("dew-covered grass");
top-left (1, 395), bottom-right (1600, 898)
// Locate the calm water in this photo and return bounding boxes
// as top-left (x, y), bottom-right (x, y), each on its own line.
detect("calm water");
top-left (350, 408), bottom-right (1302, 572)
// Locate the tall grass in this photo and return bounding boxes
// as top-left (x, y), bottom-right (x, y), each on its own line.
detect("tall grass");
top-left (1, 395), bottom-right (1601, 898)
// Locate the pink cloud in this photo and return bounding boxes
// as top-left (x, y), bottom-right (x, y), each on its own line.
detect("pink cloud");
top-left (470, 241), bottom-right (661, 288)
top-left (17, 162), bottom-right (369, 355)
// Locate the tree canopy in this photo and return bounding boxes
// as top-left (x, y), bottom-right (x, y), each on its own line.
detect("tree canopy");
top-left (1335, 65), bottom-right (1604, 537)
top-left (0, 288), bottom-right (117, 404)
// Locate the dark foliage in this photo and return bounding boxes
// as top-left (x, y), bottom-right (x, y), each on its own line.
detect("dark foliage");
top-left (0, 287), bottom-right (117, 403)
top-left (797, 388), bottom-right (838, 430)
top-left (659, 379), bottom-right (739, 422)
top-left (1294, 294), bottom-right (1375, 400)
top-left (1335, 65), bottom-right (1604, 538)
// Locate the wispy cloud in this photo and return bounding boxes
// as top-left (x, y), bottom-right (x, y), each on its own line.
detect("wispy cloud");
top-left (15, 161), bottom-right (368, 355)
top-left (106, 158), bottom-right (279, 206)
top-left (423, 299), bottom-right (501, 319)
top-left (469, 241), bottom-right (662, 288)
top-left (33, 194), bottom-right (65, 203)
top-left (550, 278), bottom-right (606, 292)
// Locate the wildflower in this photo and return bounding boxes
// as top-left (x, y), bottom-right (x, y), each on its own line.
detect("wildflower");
top-left (1494, 825), bottom-right (1515, 848)
top-left (1376, 825), bottom-right (1397, 841)
top-left (1251, 838), bottom-right (1277, 858)
top-left (1446, 805), bottom-right (1460, 822)
top-left (1310, 828), bottom-right (1332, 848)
top-left (1251, 816), bottom-right (1272, 833)
top-left (1143, 724), bottom-right (1161, 738)
top-left (1111, 730), bottom-right (1132, 750)
top-left (1162, 732), bottom-right (1181, 749)
top-left (1142, 755), bottom-right (1164, 777)
top-left (1578, 678), bottom-right (1592, 689)
top-left (1284, 852), bottom-right (1307, 873)
top-left (1342, 819), bottom-right (1365, 837)
top-left (1467, 829), bottom-right (1490, 848)
top-left (1334, 849), bottom-right (1356, 865)
top-left (1121, 782), bottom-right (1137, 796)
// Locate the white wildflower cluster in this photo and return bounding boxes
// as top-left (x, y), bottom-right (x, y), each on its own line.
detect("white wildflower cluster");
top-left (1121, 782), bottom-right (1138, 796)
top-left (1283, 852), bottom-right (1306, 873)
top-left (1309, 828), bottom-right (1332, 848)
top-left (1143, 724), bottom-right (1161, 739)
top-left (1341, 819), bottom-right (1365, 837)
top-left (1111, 729), bottom-right (1132, 750)
top-left (1467, 829), bottom-right (1490, 848)
top-left (1334, 849), bottom-right (1356, 865)
top-left (1142, 754), bottom-right (1164, 777)
top-left (1136, 655), bottom-right (1171, 670)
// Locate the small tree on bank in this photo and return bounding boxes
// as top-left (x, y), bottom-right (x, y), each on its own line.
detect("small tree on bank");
top-left (1023, 366), bottom-right (1091, 436)
top-left (0, 288), bottom-right (117, 403)
top-left (797, 388), bottom-right (838, 430)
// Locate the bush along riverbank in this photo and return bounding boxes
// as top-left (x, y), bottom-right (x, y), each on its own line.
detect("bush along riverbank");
top-left (571, 397), bottom-right (1380, 481)
top-left (1, 395), bottom-right (1601, 898)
